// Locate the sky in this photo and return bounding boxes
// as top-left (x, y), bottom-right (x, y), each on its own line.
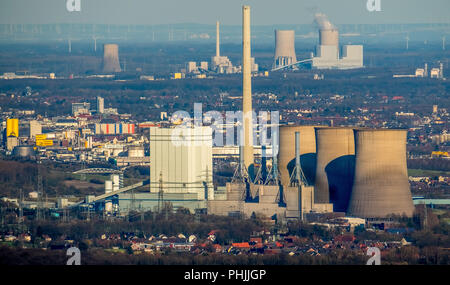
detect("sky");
top-left (0, 0), bottom-right (449, 25)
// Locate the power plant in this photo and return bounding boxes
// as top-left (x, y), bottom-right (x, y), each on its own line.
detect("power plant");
top-left (347, 129), bottom-right (415, 218)
top-left (210, 21), bottom-right (235, 73)
top-left (66, 6), bottom-right (413, 222)
top-left (273, 30), bottom-right (297, 70)
top-left (311, 13), bottom-right (363, 69)
top-left (102, 44), bottom-right (122, 73)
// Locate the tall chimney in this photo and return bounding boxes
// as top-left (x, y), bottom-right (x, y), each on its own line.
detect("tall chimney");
top-left (242, 5), bottom-right (254, 170)
top-left (216, 21), bottom-right (220, 57)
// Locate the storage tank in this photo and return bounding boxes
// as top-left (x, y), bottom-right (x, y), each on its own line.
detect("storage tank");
top-left (347, 129), bottom-right (414, 218)
top-left (314, 127), bottom-right (355, 212)
top-left (13, 146), bottom-right (35, 157)
top-left (278, 126), bottom-right (318, 187)
top-left (273, 30), bottom-right (297, 69)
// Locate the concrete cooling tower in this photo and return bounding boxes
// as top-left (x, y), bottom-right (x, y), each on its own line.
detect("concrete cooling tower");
top-left (278, 126), bottom-right (318, 187)
top-left (103, 44), bottom-right (122, 73)
top-left (319, 29), bottom-right (339, 47)
top-left (273, 30), bottom-right (297, 69)
top-left (315, 13), bottom-right (339, 47)
top-left (314, 127), bottom-right (355, 212)
top-left (347, 129), bottom-right (414, 218)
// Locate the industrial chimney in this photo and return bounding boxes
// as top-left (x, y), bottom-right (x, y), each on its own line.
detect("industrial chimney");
top-left (103, 44), bottom-right (122, 73)
top-left (273, 30), bottom-right (297, 69)
top-left (314, 127), bottom-right (355, 212)
top-left (241, 5), bottom-right (254, 171)
top-left (216, 21), bottom-right (220, 57)
top-left (347, 129), bottom-right (414, 218)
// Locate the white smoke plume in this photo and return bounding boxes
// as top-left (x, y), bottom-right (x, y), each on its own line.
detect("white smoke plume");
top-left (314, 13), bottom-right (335, 30)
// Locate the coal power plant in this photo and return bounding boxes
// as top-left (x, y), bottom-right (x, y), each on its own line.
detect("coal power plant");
top-left (208, 6), bottom-right (413, 221)
top-left (273, 30), bottom-right (297, 70)
top-left (311, 13), bottom-right (363, 69)
top-left (102, 44), bottom-right (122, 73)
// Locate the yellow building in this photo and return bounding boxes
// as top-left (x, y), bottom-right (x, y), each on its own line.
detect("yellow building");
top-left (6, 118), bottom-right (19, 137)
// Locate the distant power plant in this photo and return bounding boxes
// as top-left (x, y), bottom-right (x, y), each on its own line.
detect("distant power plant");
top-left (311, 13), bottom-right (363, 69)
top-left (273, 30), bottom-right (297, 70)
top-left (102, 44), bottom-right (122, 73)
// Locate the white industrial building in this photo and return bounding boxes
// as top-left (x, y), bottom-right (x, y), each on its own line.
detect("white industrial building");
top-left (149, 126), bottom-right (214, 201)
top-left (311, 15), bottom-right (363, 70)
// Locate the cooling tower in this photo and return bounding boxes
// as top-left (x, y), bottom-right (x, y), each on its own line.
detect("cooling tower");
top-left (278, 126), bottom-right (318, 187)
top-left (319, 29), bottom-right (339, 46)
top-left (273, 30), bottom-right (297, 69)
top-left (347, 129), bottom-right (414, 218)
top-left (103, 44), bottom-right (121, 73)
top-left (314, 127), bottom-right (355, 212)
top-left (242, 5), bottom-right (254, 170)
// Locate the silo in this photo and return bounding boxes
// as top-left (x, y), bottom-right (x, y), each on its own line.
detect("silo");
top-left (278, 126), bottom-right (318, 187)
top-left (103, 44), bottom-right (122, 73)
top-left (319, 29), bottom-right (339, 47)
top-left (273, 30), bottom-right (297, 69)
top-left (347, 129), bottom-right (414, 218)
top-left (314, 127), bottom-right (355, 212)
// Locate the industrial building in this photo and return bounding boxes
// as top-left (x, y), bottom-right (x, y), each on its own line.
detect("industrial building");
top-left (311, 14), bottom-right (363, 69)
top-left (149, 126), bottom-right (214, 201)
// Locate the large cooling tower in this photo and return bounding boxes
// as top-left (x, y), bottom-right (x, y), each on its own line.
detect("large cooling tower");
top-left (347, 129), bottom-right (414, 218)
top-left (273, 30), bottom-right (297, 69)
top-left (319, 29), bottom-right (339, 47)
top-left (103, 44), bottom-right (122, 73)
top-left (278, 126), bottom-right (318, 187)
top-left (314, 127), bottom-right (355, 212)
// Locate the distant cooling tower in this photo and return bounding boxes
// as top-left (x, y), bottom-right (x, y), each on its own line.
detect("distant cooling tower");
top-left (103, 44), bottom-right (121, 73)
top-left (273, 30), bottom-right (297, 69)
top-left (319, 29), bottom-right (339, 46)
top-left (278, 126), bottom-right (318, 187)
top-left (347, 129), bottom-right (414, 218)
top-left (314, 127), bottom-right (355, 212)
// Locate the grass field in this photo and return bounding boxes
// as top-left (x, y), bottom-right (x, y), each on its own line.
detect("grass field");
top-left (408, 169), bottom-right (450, 177)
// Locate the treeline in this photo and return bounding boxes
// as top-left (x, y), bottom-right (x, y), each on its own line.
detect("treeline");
top-left (408, 158), bottom-right (450, 172)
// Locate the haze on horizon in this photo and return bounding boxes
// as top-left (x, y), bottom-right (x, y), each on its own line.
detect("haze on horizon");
top-left (0, 0), bottom-right (449, 26)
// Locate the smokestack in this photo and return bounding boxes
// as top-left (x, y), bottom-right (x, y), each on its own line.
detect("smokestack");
top-left (278, 126), bottom-right (318, 187)
top-left (242, 5), bottom-right (254, 170)
top-left (216, 21), bottom-right (220, 57)
top-left (103, 44), bottom-right (122, 73)
top-left (347, 129), bottom-right (414, 218)
top-left (273, 30), bottom-right (297, 69)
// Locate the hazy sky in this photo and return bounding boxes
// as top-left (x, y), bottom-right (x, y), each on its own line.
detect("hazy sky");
top-left (0, 0), bottom-right (449, 25)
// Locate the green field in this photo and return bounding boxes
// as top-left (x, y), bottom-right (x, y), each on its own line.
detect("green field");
top-left (408, 169), bottom-right (450, 177)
